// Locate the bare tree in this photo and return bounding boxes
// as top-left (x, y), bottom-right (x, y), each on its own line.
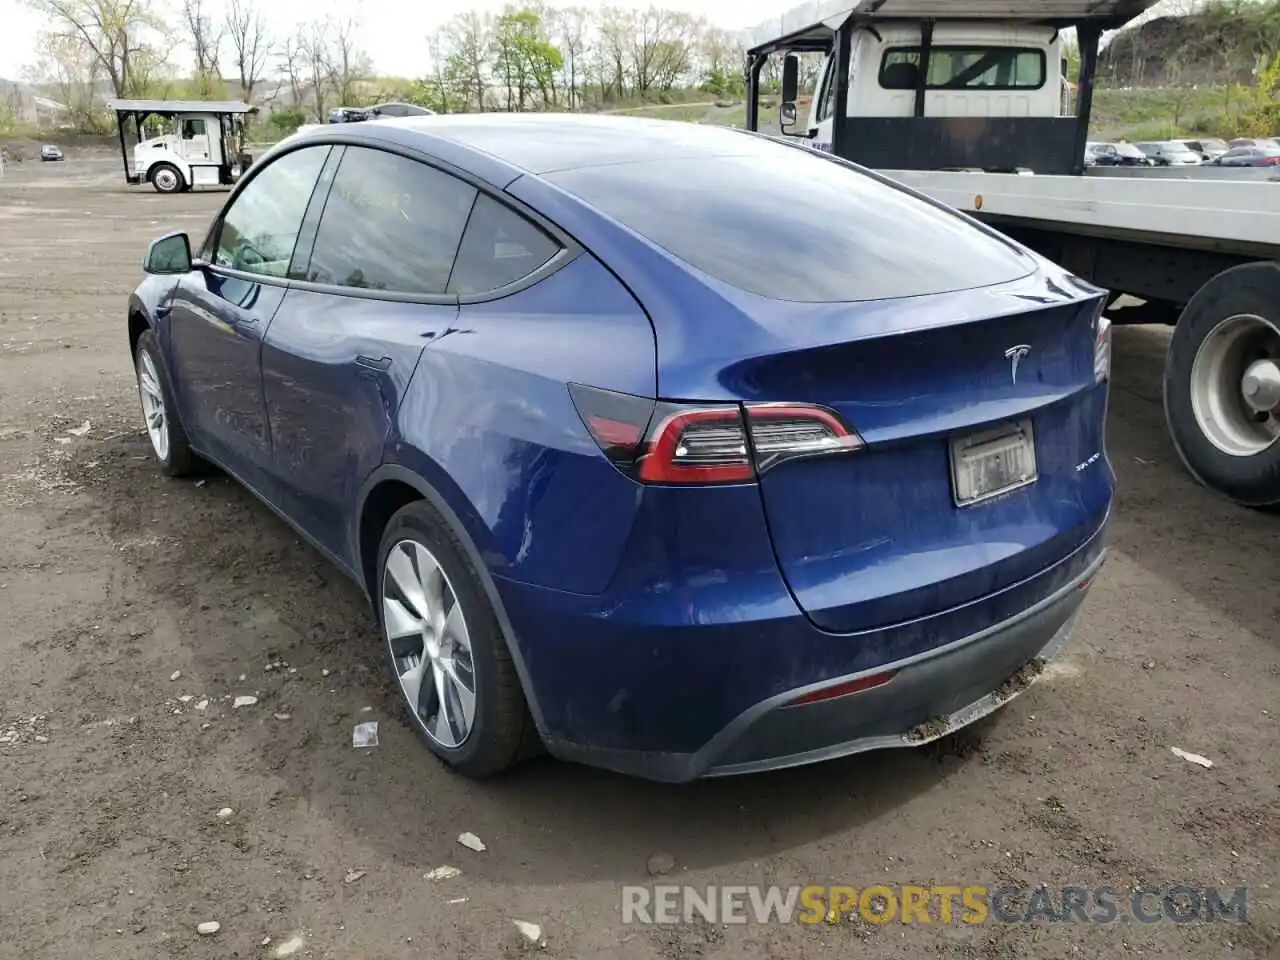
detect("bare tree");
top-left (298, 21), bottom-right (331, 118)
top-left (322, 17), bottom-right (373, 107)
top-left (278, 33), bottom-right (306, 108)
top-left (226, 0), bottom-right (271, 102)
top-left (548, 5), bottom-right (588, 108)
top-left (22, 0), bottom-right (165, 98)
top-left (183, 0), bottom-right (222, 76)
top-left (597, 7), bottom-right (632, 100)
top-left (24, 30), bottom-right (108, 130)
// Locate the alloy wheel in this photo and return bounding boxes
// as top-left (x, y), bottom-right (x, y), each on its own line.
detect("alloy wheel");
top-left (381, 539), bottom-right (478, 749)
top-left (137, 349), bottom-right (169, 461)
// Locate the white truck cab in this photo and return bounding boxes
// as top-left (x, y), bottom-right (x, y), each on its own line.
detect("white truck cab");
top-left (803, 22), bottom-right (1066, 152)
top-left (109, 100), bottom-right (257, 194)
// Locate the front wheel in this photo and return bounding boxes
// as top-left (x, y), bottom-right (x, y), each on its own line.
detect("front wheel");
top-left (134, 329), bottom-right (197, 476)
top-left (150, 163), bottom-right (184, 194)
top-left (376, 500), bottom-right (536, 777)
top-left (1164, 261), bottom-right (1280, 507)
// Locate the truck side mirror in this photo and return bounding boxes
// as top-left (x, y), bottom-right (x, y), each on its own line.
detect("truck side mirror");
top-left (143, 231), bottom-right (192, 274)
top-left (781, 54), bottom-right (799, 104)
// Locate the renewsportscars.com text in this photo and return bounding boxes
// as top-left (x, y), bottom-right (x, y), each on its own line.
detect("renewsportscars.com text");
top-left (621, 884), bottom-right (1248, 926)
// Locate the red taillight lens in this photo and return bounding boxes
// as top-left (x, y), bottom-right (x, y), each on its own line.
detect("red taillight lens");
top-left (569, 385), bottom-right (864, 485)
top-left (640, 406), bottom-right (754, 483)
top-left (1265, 156), bottom-right (1280, 166)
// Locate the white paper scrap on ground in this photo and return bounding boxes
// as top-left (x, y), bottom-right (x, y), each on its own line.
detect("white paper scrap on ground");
top-left (512, 920), bottom-right (542, 943)
top-left (457, 832), bottom-right (486, 852)
top-left (352, 721), bottom-right (379, 748)
top-left (1170, 746), bottom-right (1213, 768)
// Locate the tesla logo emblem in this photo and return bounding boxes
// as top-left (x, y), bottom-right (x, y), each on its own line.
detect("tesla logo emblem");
top-left (1004, 344), bottom-right (1032, 383)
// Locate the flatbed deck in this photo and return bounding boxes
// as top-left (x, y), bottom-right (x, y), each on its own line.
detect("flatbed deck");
top-left (883, 169), bottom-right (1279, 259)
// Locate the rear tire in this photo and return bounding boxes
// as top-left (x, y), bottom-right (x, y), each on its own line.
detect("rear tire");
top-left (150, 163), bottom-right (183, 194)
top-left (1163, 261), bottom-right (1280, 507)
top-left (376, 500), bottom-right (535, 777)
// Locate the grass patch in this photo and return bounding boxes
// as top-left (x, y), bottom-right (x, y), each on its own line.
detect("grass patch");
top-left (618, 86), bottom-right (1252, 142)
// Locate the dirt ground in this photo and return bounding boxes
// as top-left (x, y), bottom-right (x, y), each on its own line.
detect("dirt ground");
top-left (0, 155), bottom-right (1276, 960)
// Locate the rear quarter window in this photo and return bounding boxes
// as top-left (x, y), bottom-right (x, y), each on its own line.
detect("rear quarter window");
top-left (448, 194), bottom-right (561, 296)
top-left (544, 146), bottom-right (1034, 303)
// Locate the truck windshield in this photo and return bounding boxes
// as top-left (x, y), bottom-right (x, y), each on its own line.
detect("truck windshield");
top-left (879, 46), bottom-right (1046, 90)
top-left (544, 145), bottom-right (1033, 303)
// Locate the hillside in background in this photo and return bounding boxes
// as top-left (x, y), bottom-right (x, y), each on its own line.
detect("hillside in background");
top-left (1099, 2), bottom-right (1280, 86)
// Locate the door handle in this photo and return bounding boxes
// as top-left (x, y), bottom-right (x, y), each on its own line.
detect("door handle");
top-left (356, 355), bottom-right (392, 371)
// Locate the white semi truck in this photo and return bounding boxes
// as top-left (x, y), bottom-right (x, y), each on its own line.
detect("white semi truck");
top-left (746, 0), bottom-right (1280, 507)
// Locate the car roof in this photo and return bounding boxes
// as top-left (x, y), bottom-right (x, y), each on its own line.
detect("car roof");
top-left (290, 113), bottom-right (786, 183)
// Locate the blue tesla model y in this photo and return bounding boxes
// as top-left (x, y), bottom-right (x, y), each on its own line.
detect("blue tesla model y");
top-left (126, 114), bottom-right (1114, 782)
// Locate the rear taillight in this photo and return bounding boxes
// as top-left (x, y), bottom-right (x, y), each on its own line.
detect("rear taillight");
top-left (1094, 309), bottom-right (1111, 384)
top-left (1265, 156), bottom-right (1280, 166)
top-left (568, 384), bottom-right (863, 485)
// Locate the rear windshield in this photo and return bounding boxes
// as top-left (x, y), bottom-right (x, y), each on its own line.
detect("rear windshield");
top-left (544, 147), bottom-right (1033, 303)
top-left (879, 46), bottom-right (1046, 90)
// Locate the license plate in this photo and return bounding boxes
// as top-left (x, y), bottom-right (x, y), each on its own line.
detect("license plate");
top-left (949, 420), bottom-right (1037, 506)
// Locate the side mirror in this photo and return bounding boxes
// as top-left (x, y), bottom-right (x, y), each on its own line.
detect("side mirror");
top-left (781, 53), bottom-right (799, 104)
top-left (780, 102), bottom-right (798, 128)
top-left (143, 231), bottom-right (192, 274)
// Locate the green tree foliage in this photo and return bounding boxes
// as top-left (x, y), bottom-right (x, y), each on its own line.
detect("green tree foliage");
top-left (1237, 49), bottom-right (1280, 136)
top-left (490, 9), bottom-right (563, 111)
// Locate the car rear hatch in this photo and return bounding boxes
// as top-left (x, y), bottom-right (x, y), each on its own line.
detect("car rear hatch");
top-left (733, 279), bottom-right (1112, 635)
top-left (534, 146), bottom-right (1113, 636)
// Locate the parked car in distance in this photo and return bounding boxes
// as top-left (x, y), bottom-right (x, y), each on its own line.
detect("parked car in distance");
top-left (1175, 138), bottom-right (1228, 162)
top-left (125, 115), bottom-right (1115, 782)
top-left (40, 144), bottom-right (64, 161)
top-left (367, 101), bottom-right (436, 118)
top-left (1212, 143), bottom-right (1280, 167)
top-left (327, 103), bottom-right (435, 124)
top-left (1135, 141), bottom-right (1201, 166)
top-left (1085, 141), bottom-right (1153, 166)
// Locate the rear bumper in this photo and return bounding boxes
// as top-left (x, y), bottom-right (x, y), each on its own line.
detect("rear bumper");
top-left (510, 514), bottom-right (1108, 782)
top-left (704, 551), bottom-right (1096, 777)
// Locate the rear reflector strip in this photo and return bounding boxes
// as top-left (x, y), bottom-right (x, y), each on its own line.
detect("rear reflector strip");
top-left (785, 670), bottom-right (896, 707)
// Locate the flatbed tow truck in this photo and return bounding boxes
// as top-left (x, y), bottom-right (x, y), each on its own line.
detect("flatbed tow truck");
top-left (109, 99), bottom-right (257, 194)
top-left (745, 0), bottom-right (1280, 507)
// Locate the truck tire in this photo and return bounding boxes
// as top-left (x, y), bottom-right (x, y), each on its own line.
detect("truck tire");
top-left (149, 163), bottom-right (184, 194)
top-left (1163, 261), bottom-right (1280, 507)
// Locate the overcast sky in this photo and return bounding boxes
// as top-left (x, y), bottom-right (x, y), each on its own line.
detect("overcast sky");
top-left (0, 0), bottom-right (793, 81)
top-left (0, 0), bottom-right (1181, 82)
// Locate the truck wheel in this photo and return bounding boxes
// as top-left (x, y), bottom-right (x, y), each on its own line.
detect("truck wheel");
top-left (1164, 261), bottom-right (1280, 507)
top-left (150, 163), bottom-right (184, 194)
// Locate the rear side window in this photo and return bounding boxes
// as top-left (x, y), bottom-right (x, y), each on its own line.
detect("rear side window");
top-left (880, 46), bottom-right (1046, 90)
top-left (448, 194), bottom-right (560, 295)
top-left (305, 147), bottom-right (477, 295)
top-left (544, 146), bottom-right (1032, 303)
